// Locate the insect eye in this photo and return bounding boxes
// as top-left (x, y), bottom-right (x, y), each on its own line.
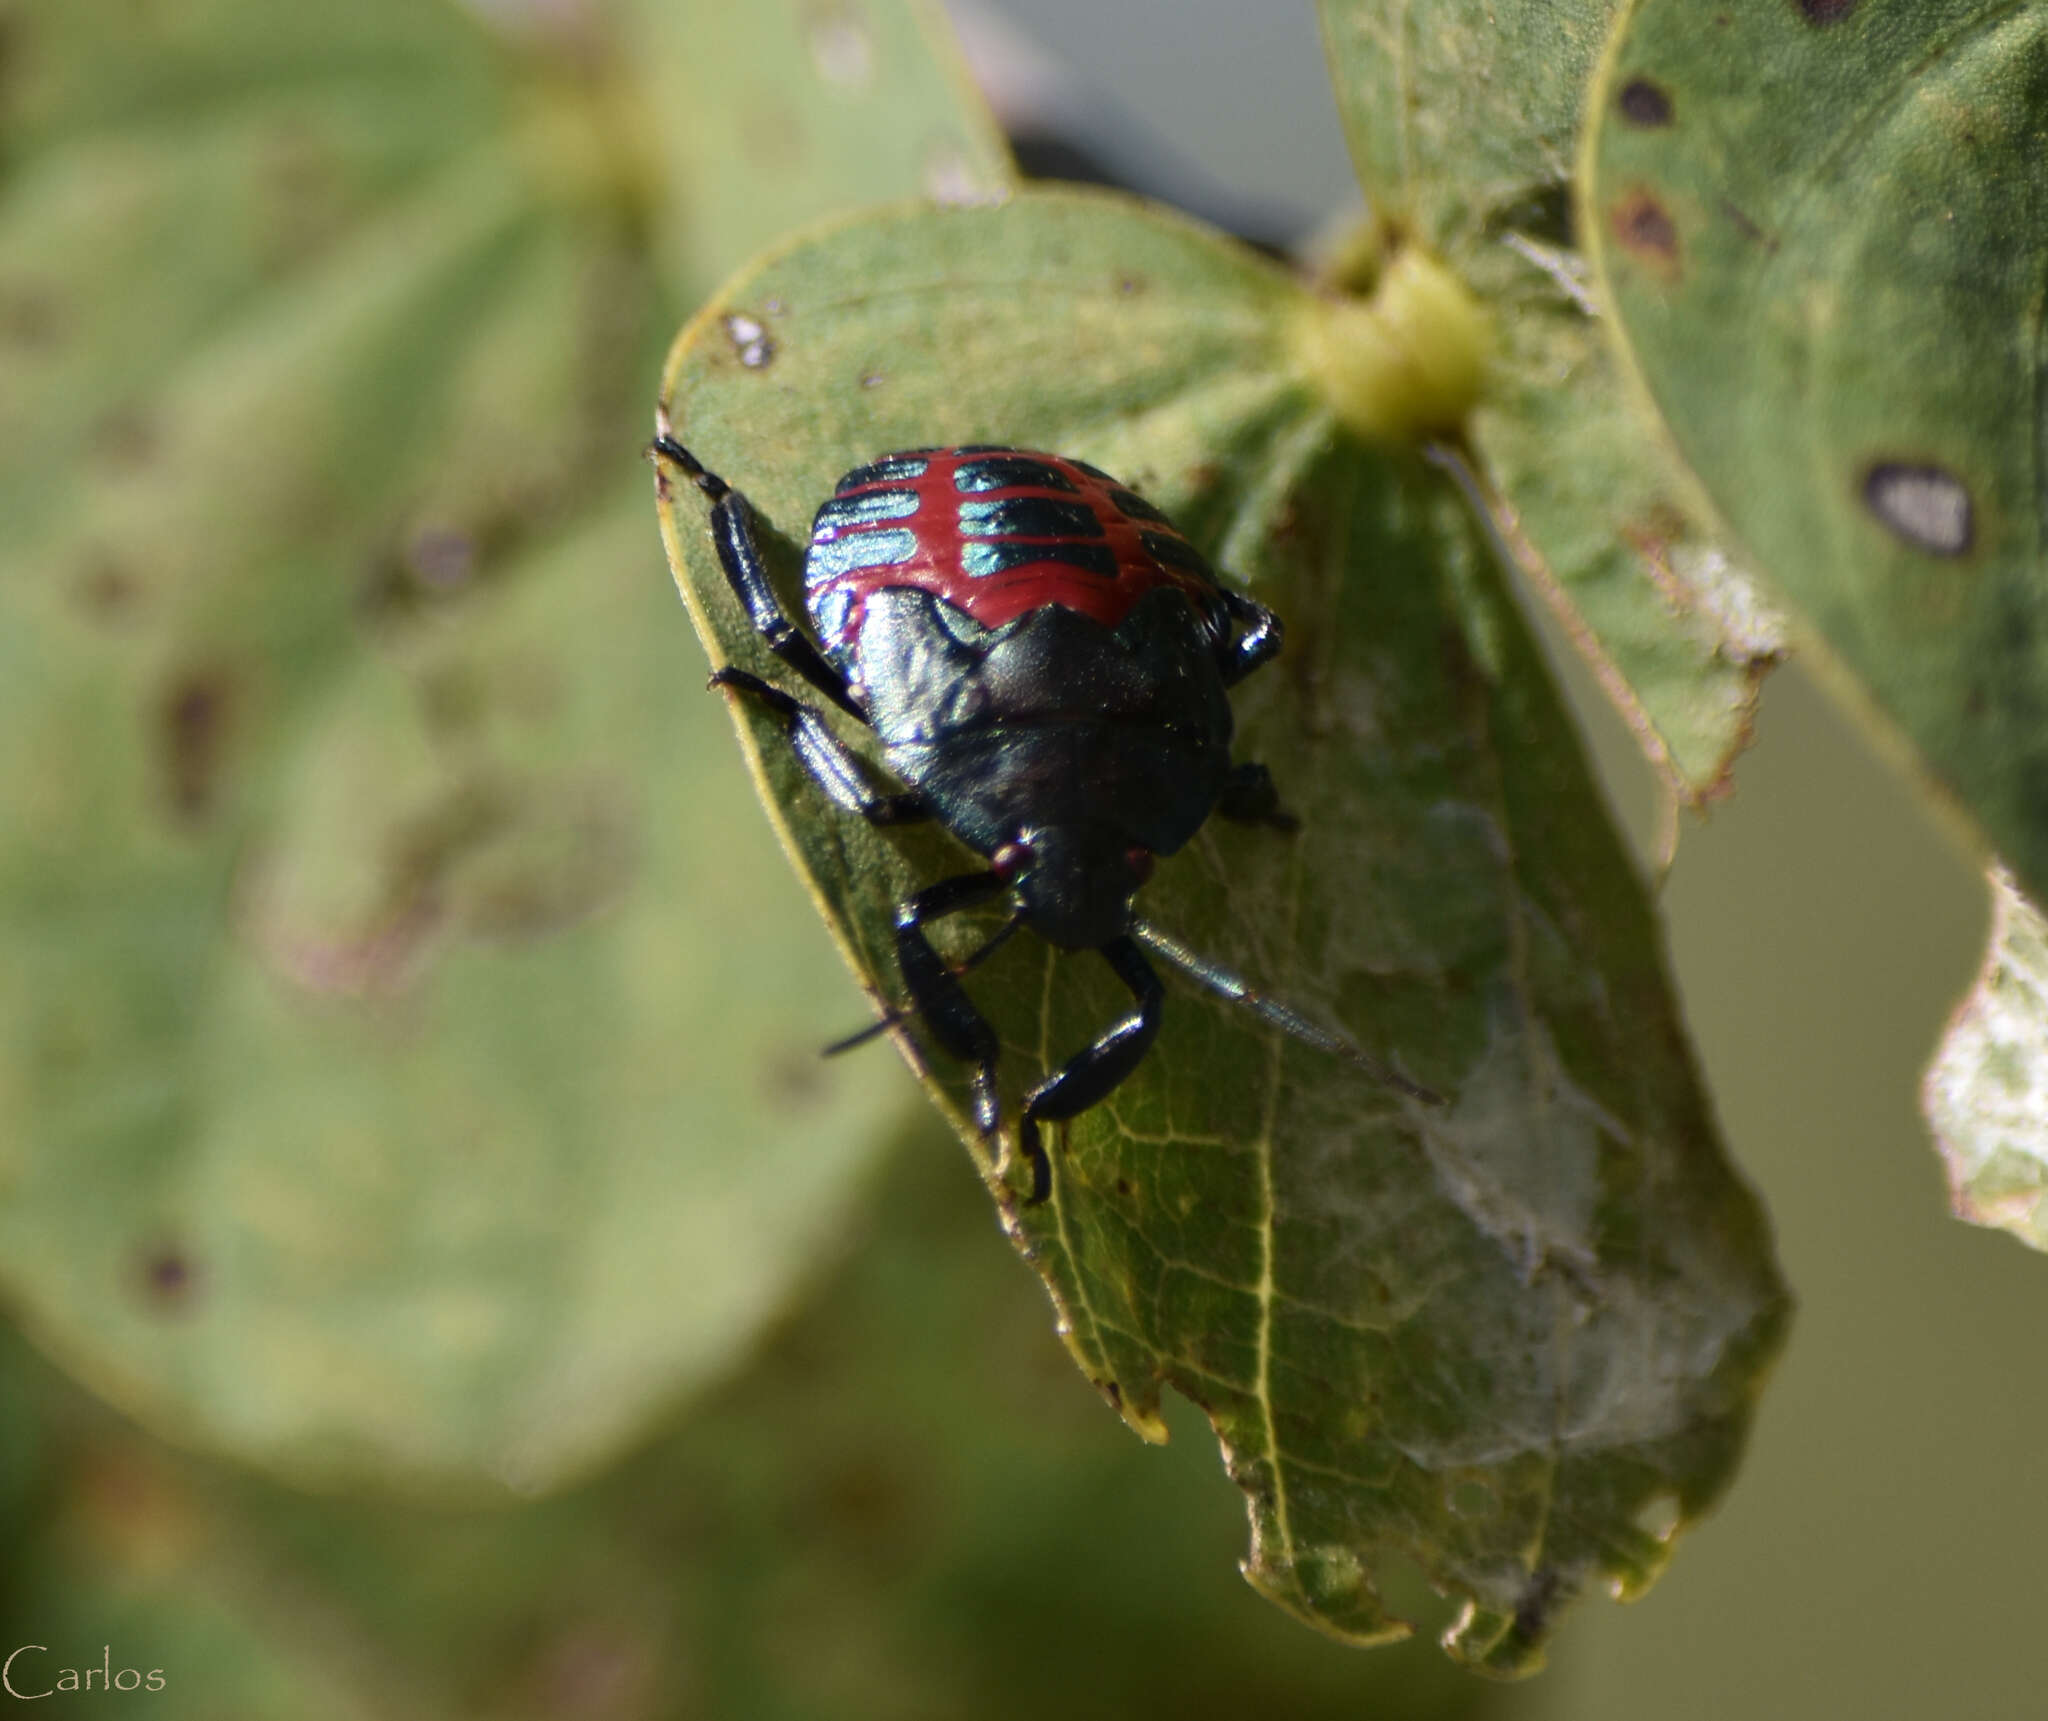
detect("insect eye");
top-left (993, 841), bottom-right (1032, 880)
top-left (1126, 847), bottom-right (1155, 884)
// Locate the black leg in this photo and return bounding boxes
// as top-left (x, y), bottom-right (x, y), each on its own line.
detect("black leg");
top-left (711, 668), bottom-right (933, 825)
top-left (652, 434), bottom-right (867, 721)
top-left (1016, 937), bottom-right (1164, 1205)
top-left (1216, 760), bottom-right (1299, 832)
top-left (1215, 587), bottom-right (1283, 687)
top-left (895, 871), bottom-right (1010, 1144)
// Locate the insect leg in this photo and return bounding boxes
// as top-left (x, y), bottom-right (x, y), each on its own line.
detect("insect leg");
top-left (1214, 587), bottom-right (1284, 687)
top-left (1216, 760), bottom-right (1299, 832)
top-left (710, 669), bottom-right (933, 825)
top-left (896, 871), bottom-right (1011, 1144)
top-left (651, 434), bottom-right (866, 721)
top-left (1015, 937), bottom-right (1164, 1206)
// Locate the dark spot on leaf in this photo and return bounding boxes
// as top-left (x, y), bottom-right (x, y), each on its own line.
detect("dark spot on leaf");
top-left (1118, 274), bottom-right (1146, 295)
top-left (1610, 190), bottom-right (1681, 276)
top-left (1862, 461), bottom-right (1973, 556)
top-left (74, 552), bottom-right (143, 622)
top-left (1115, 1177), bottom-right (1133, 1197)
top-left (137, 1243), bottom-right (201, 1314)
top-left (723, 311), bottom-right (774, 369)
top-left (1617, 78), bottom-right (1673, 127)
top-left (159, 669), bottom-right (233, 823)
top-left (1794, 0), bottom-right (1859, 22)
top-left (406, 525), bottom-right (475, 591)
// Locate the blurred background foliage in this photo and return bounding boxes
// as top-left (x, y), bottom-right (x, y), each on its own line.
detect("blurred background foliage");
top-left (1, 0), bottom-right (2044, 1716)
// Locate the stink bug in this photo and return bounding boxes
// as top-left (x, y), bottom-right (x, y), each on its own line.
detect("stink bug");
top-left (653, 436), bottom-right (1438, 1202)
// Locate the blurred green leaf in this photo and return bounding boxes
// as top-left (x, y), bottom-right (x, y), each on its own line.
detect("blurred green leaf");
top-left (1584, 0), bottom-right (2048, 895)
top-left (654, 188), bottom-right (1789, 1673)
top-left (0, 0), bottom-right (1008, 1492)
top-left (625, 0), bottom-right (1011, 292)
top-left (0, 1134), bottom-right (1496, 1721)
top-left (1315, 0), bottom-right (1784, 810)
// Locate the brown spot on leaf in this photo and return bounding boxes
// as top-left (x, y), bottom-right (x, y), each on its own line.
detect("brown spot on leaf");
top-left (74, 552), bottom-right (144, 622)
top-left (1795, 0), bottom-right (1859, 22)
top-left (406, 524), bottom-right (475, 591)
top-left (136, 1242), bottom-right (201, 1314)
top-left (159, 669), bottom-right (233, 823)
top-left (1617, 77), bottom-right (1674, 127)
top-left (1610, 189), bottom-right (1681, 277)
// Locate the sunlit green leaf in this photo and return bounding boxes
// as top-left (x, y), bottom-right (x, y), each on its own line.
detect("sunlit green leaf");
top-left (0, 0), bottom-right (1008, 1491)
top-left (654, 188), bottom-right (1789, 1672)
top-left (1584, 0), bottom-right (2048, 897)
top-left (1315, 0), bottom-right (1783, 809)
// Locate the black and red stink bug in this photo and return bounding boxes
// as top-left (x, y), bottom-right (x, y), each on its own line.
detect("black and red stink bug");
top-left (652, 435), bottom-right (1439, 1203)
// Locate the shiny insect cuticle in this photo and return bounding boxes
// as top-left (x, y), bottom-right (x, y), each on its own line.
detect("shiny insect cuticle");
top-left (654, 437), bottom-right (1439, 1204)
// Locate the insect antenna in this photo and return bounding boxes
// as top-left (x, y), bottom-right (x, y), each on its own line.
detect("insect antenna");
top-left (823, 909), bottom-right (1028, 1057)
top-left (1129, 920), bottom-right (1445, 1106)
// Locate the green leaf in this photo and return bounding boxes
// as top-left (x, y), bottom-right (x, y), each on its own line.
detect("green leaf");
top-left (1584, 0), bottom-right (2048, 898)
top-left (624, 0), bottom-right (1011, 293)
top-left (1315, 0), bottom-right (1785, 810)
top-left (654, 188), bottom-right (1789, 1673)
top-left (0, 1138), bottom-right (1495, 1720)
top-left (1924, 868), bottom-right (2048, 1249)
top-left (0, 0), bottom-right (1008, 1491)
